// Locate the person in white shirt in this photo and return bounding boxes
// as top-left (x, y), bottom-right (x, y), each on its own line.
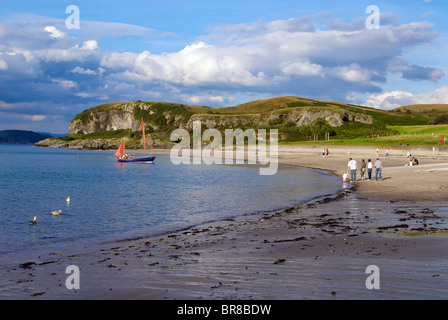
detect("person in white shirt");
top-left (347, 158), bottom-right (358, 182)
top-left (367, 159), bottom-right (373, 180)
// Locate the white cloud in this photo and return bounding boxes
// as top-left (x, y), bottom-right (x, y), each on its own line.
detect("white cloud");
top-left (23, 114), bottom-right (46, 121)
top-left (282, 61), bottom-right (323, 77)
top-left (39, 43), bottom-right (101, 63)
top-left (75, 92), bottom-right (96, 98)
top-left (44, 26), bottom-right (66, 39)
top-left (98, 16), bottom-right (443, 105)
top-left (183, 94), bottom-right (226, 106)
top-left (81, 40), bottom-right (99, 51)
top-left (367, 91), bottom-right (414, 109)
top-left (367, 86), bottom-right (448, 109)
top-left (330, 64), bottom-right (373, 83)
top-left (102, 41), bottom-right (268, 87)
top-left (52, 79), bottom-right (77, 89)
top-left (69, 67), bottom-right (97, 75)
top-left (69, 66), bottom-right (105, 76)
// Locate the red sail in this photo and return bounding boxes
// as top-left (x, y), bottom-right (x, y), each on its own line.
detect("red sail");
top-left (114, 139), bottom-right (125, 158)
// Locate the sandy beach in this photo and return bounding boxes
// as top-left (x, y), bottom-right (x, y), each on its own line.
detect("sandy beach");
top-left (1, 145), bottom-right (448, 300)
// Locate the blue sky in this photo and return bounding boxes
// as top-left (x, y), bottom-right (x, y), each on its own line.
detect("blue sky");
top-left (0, 0), bottom-right (447, 133)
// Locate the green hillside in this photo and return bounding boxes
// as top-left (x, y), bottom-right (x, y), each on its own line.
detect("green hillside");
top-left (38, 96), bottom-right (448, 148)
top-left (393, 104), bottom-right (448, 124)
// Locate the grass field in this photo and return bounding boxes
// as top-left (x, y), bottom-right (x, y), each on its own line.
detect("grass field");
top-left (281, 124), bottom-right (448, 146)
top-left (388, 125), bottom-right (448, 135)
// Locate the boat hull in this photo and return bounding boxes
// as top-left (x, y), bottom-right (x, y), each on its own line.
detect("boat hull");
top-left (118, 156), bottom-right (156, 163)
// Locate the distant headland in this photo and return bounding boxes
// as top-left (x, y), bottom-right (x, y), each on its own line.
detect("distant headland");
top-left (0, 130), bottom-right (53, 145)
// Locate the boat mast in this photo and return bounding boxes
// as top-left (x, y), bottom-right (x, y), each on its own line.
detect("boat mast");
top-left (142, 118), bottom-right (147, 157)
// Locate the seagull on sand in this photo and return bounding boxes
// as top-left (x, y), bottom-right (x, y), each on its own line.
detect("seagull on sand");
top-left (51, 210), bottom-right (62, 216)
top-left (29, 217), bottom-right (37, 225)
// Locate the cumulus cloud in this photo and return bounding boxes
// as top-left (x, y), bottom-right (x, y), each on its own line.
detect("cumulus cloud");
top-left (367, 91), bottom-right (415, 110)
top-left (44, 26), bottom-right (66, 39)
top-left (367, 86), bottom-right (448, 109)
top-left (69, 66), bottom-right (98, 75)
top-left (80, 40), bottom-right (99, 51)
top-left (101, 17), bottom-right (442, 93)
top-left (282, 61), bottom-right (323, 77)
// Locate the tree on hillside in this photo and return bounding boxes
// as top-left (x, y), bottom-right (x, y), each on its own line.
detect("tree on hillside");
top-left (432, 114), bottom-right (448, 124)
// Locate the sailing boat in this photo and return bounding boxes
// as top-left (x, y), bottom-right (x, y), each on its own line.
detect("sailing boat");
top-left (115, 119), bottom-right (156, 163)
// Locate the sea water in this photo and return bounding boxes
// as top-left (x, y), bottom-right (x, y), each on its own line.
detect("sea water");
top-left (0, 145), bottom-right (341, 267)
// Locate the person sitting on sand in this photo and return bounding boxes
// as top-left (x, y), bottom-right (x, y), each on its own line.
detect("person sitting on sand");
top-left (413, 157), bottom-right (419, 166)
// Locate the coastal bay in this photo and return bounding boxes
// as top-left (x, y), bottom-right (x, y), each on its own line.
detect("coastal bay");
top-left (1, 145), bottom-right (447, 299)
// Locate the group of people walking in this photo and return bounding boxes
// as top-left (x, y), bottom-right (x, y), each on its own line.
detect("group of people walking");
top-left (343, 157), bottom-right (384, 183)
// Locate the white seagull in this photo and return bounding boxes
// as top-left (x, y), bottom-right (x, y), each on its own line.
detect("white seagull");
top-left (66, 196), bottom-right (71, 203)
top-left (51, 210), bottom-right (62, 216)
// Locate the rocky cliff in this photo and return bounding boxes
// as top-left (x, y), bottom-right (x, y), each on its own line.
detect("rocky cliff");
top-left (186, 107), bottom-right (373, 129)
top-left (68, 101), bottom-right (193, 135)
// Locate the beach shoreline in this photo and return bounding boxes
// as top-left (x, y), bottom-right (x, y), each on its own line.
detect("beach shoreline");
top-left (2, 145), bottom-right (448, 300)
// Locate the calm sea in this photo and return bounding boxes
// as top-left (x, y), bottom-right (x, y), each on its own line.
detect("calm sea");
top-left (0, 145), bottom-right (341, 268)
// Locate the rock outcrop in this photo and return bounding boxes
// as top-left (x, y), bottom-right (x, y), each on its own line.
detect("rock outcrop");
top-left (68, 101), bottom-right (192, 135)
top-left (186, 108), bottom-right (373, 130)
top-left (69, 103), bottom-right (133, 135)
top-left (271, 108), bottom-right (373, 127)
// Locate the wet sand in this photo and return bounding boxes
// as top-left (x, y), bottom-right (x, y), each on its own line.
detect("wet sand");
top-left (1, 145), bottom-right (448, 299)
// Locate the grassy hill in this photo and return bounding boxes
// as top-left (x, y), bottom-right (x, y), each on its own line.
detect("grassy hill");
top-left (208, 96), bottom-right (432, 143)
top-left (38, 96), bottom-right (448, 148)
top-left (393, 104), bottom-right (448, 124)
